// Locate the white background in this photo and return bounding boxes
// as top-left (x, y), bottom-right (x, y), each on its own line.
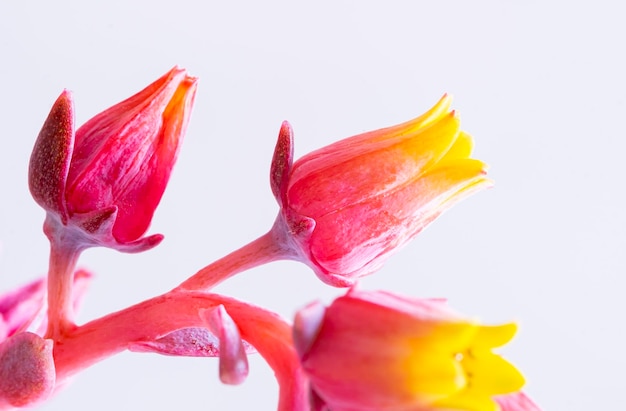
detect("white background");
top-left (1, 1), bottom-right (624, 410)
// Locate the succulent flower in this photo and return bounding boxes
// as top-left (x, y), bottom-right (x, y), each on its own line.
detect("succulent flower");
top-left (293, 289), bottom-right (525, 411)
top-left (271, 95), bottom-right (491, 286)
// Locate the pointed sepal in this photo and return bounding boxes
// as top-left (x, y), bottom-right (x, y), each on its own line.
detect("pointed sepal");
top-left (29, 91), bottom-right (74, 223)
top-left (270, 121), bottom-right (294, 207)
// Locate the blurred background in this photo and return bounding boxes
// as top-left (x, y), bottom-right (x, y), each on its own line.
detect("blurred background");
top-left (1, 1), bottom-right (623, 409)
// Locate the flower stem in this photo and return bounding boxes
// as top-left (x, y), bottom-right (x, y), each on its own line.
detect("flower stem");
top-left (176, 218), bottom-right (296, 292)
top-left (52, 291), bottom-right (309, 411)
top-left (44, 238), bottom-right (82, 340)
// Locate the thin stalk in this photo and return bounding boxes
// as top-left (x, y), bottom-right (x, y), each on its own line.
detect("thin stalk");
top-left (44, 239), bottom-right (82, 340)
top-left (177, 216), bottom-right (297, 292)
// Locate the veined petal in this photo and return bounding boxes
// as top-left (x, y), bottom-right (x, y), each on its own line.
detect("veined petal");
top-left (288, 112), bottom-right (462, 219)
top-left (111, 76), bottom-right (198, 243)
top-left (67, 68), bottom-right (188, 198)
top-left (287, 97), bottom-right (455, 186)
top-left (307, 159), bottom-right (488, 276)
top-left (301, 94), bottom-right (452, 160)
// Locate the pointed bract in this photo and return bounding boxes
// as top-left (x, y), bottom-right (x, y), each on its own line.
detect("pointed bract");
top-left (29, 90), bottom-right (74, 222)
top-left (270, 121), bottom-right (294, 206)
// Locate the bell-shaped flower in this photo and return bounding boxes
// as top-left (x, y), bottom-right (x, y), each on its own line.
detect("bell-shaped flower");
top-left (29, 67), bottom-right (197, 252)
top-left (270, 96), bottom-right (491, 286)
top-left (293, 289), bottom-right (525, 411)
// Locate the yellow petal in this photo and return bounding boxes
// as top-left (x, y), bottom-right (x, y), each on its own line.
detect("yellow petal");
top-left (400, 112), bottom-right (462, 172)
top-left (472, 323), bottom-right (518, 350)
top-left (432, 390), bottom-right (500, 411)
top-left (409, 158), bottom-right (490, 210)
top-left (438, 131), bottom-right (475, 163)
top-left (401, 94), bottom-right (453, 133)
top-left (407, 322), bottom-right (477, 353)
top-left (405, 354), bottom-right (465, 397)
top-left (461, 352), bottom-right (526, 395)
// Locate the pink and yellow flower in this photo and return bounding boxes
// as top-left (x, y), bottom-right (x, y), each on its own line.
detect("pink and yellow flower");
top-left (271, 96), bottom-right (491, 286)
top-left (293, 289), bottom-right (525, 411)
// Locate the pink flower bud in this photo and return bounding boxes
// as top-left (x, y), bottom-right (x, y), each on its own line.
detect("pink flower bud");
top-left (0, 332), bottom-right (55, 407)
top-left (271, 96), bottom-right (491, 286)
top-left (29, 67), bottom-right (197, 252)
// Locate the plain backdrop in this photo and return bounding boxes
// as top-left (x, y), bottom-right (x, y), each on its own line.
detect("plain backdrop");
top-left (1, 1), bottom-right (624, 410)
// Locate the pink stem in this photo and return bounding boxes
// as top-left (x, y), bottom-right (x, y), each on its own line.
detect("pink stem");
top-left (176, 218), bottom-right (297, 292)
top-left (52, 291), bottom-right (309, 411)
top-left (44, 239), bottom-right (82, 340)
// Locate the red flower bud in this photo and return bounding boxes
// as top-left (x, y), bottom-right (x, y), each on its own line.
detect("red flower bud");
top-left (29, 67), bottom-right (197, 252)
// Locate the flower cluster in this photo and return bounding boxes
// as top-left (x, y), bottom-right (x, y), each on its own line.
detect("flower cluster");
top-left (0, 68), bottom-right (540, 410)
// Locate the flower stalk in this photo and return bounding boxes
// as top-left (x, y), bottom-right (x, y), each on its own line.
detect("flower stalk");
top-left (44, 240), bottom-right (81, 340)
top-left (51, 291), bottom-right (308, 411)
top-left (176, 215), bottom-right (299, 292)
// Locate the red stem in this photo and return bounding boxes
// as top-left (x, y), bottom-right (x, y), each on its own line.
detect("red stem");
top-left (52, 291), bottom-right (309, 411)
top-left (176, 217), bottom-right (297, 292)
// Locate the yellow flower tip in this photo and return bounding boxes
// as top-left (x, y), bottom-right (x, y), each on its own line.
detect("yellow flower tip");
top-left (403, 94), bottom-right (454, 132)
top-left (435, 322), bottom-right (526, 410)
top-left (461, 349), bottom-right (526, 394)
top-left (474, 323), bottom-right (518, 349)
top-left (441, 131), bottom-right (475, 163)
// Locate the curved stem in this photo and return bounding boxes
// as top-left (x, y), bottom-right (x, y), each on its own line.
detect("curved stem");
top-left (52, 291), bottom-right (309, 411)
top-left (176, 217), bottom-right (297, 292)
